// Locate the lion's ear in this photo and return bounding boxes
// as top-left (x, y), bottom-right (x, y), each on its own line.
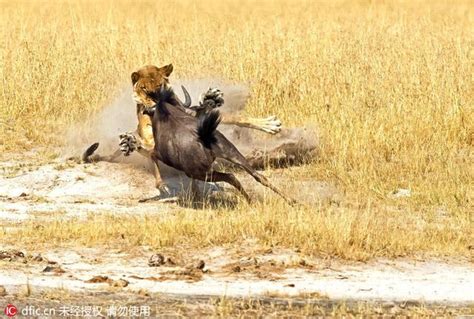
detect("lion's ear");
top-left (162, 64), bottom-right (174, 77)
top-left (131, 72), bottom-right (140, 84)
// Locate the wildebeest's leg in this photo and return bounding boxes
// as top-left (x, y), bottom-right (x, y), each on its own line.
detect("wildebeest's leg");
top-left (215, 146), bottom-right (295, 205)
top-left (206, 171), bottom-right (251, 203)
top-left (190, 179), bottom-right (201, 201)
top-left (242, 167), bottom-right (296, 205)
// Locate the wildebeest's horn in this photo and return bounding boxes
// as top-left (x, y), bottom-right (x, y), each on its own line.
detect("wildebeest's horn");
top-left (180, 85), bottom-right (192, 108)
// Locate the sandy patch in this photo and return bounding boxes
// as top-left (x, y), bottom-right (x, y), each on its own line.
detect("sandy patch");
top-left (0, 246), bottom-right (472, 305)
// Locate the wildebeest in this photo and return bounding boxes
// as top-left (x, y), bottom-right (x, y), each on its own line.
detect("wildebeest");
top-left (142, 85), bottom-right (296, 205)
top-left (82, 64), bottom-right (282, 193)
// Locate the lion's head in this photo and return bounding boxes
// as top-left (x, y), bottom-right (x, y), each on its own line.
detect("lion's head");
top-left (131, 64), bottom-right (173, 107)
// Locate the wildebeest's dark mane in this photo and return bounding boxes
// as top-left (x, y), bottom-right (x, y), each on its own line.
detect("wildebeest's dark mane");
top-left (148, 85), bottom-right (222, 148)
top-left (149, 85), bottom-right (179, 107)
top-left (144, 85), bottom-right (185, 117)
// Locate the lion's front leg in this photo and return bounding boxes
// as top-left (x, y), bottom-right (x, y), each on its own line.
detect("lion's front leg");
top-left (119, 131), bottom-right (142, 156)
top-left (81, 142), bottom-right (123, 163)
top-left (83, 130), bottom-right (148, 163)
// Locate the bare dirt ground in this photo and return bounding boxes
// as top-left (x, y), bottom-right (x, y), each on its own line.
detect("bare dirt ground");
top-left (0, 153), bottom-right (473, 317)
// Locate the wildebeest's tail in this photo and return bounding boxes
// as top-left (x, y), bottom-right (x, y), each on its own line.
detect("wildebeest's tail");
top-left (197, 110), bottom-right (221, 148)
top-left (82, 142), bottom-right (99, 163)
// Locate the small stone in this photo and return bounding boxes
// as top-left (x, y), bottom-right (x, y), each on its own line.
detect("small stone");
top-left (165, 257), bottom-right (176, 265)
top-left (389, 188), bottom-right (411, 198)
top-left (195, 260), bottom-right (205, 270)
top-left (111, 279), bottom-right (129, 288)
top-left (0, 285), bottom-right (7, 296)
top-left (137, 289), bottom-right (150, 297)
top-left (148, 254), bottom-right (165, 267)
top-left (42, 265), bottom-right (65, 274)
top-left (32, 254), bottom-right (43, 262)
top-left (239, 257), bottom-right (256, 267)
top-left (85, 275), bottom-right (110, 283)
top-left (0, 249), bottom-right (25, 261)
top-left (232, 265), bottom-right (241, 273)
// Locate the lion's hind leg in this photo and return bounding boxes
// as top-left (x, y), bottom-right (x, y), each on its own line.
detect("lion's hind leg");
top-left (248, 115), bottom-right (282, 134)
top-left (221, 114), bottom-right (282, 135)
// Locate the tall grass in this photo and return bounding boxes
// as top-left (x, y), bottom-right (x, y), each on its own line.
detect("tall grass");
top-left (0, 0), bottom-right (472, 257)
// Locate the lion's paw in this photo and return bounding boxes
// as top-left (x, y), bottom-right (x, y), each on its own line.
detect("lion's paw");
top-left (119, 132), bottom-right (140, 156)
top-left (199, 87), bottom-right (224, 110)
top-left (255, 116), bottom-right (282, 135)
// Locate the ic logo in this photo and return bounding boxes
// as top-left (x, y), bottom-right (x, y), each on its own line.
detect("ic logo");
top-left (4, 304), bottom-right (17, 317)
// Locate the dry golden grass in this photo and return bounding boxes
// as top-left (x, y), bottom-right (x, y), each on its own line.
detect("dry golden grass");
top-left (5, 200), bottom-right (471, 260)
top-left (0, 0), bottom-right (472, 258)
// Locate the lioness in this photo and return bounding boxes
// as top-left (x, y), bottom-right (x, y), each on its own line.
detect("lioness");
top-left (84, 64), bottom-right (282, 194)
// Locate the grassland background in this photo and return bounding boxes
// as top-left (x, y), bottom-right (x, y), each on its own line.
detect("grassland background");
top-left (0, 0), bottom-right (472, 258)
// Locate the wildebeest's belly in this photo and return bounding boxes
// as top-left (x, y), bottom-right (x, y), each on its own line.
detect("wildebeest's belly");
top-left (155, 128), bottom-right (215, 178)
